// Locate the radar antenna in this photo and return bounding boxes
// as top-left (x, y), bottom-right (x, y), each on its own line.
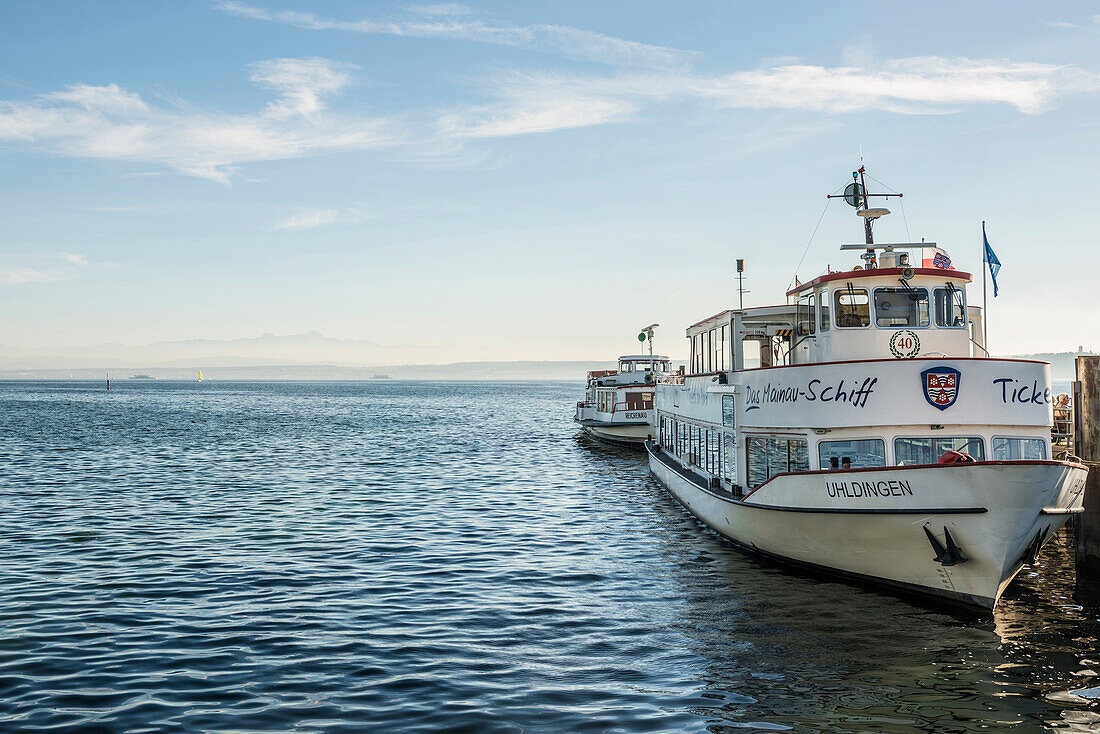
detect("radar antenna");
top-left (826, 162), bottom-right (904, 269)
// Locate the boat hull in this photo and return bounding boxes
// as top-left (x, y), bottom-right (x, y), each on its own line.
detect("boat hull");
top-left (577, 420), bottom-right (653, 447)
top-left (647, 443), bottom-right (1087, 611)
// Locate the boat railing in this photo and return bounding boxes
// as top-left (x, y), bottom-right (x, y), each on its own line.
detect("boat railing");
top-left (613, 400), bottom-right (654, 413)
top-left (587, 370), bottom-right (617, 380)
top-left (1053, 402), bottom-right (1074, 455)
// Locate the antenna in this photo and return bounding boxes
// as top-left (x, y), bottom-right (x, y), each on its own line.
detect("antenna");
top-left (736, 259), bottom-right (746, 310)
top-left (826, 158), bottom-right (903, 269)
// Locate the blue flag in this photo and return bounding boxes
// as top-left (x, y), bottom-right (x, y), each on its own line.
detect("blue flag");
top-left (983, 222), bottom-right (1001, 297)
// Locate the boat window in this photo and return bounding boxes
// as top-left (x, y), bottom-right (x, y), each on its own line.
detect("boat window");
top-left (720, 324), bottom-right (729, 370)
top-left (703, 429), bottom-right (722, 476)
top-left (874, 287), bottom-right (929, 328)
top-left (623, 391), bottom-right (653, 411)
top-left (722, 395), bottom-right (736, 427)
top-left (818, 439), bottom-right (885, 469)
top-left (834, 287), bottom-right (870, 328)
top-left (819, 291), bottom-right (830, 331)
top-left (723, 433), bottom-right (737, 482)
top-left (894, 436), bottom-right (985, 465)
top-left (797, 294), bottom-right (816, 335)
top-left (992, 437), bottom-right (1047, 460)
top-left (933, 286), bottom-right (966, 328)
top-left (747, 436), bottom-right (810, 488)
top-left (710, 327), bottom-right (720, 372)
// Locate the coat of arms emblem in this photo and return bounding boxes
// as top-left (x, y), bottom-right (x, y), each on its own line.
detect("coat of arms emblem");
top-left (921, 366), bottom-right (960, 410)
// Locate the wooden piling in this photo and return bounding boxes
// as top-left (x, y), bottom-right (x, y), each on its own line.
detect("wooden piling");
top-left (1074, 356), bottom-right (1100, 577)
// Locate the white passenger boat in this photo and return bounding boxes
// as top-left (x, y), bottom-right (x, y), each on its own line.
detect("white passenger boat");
top-left (647, 166), bottom-right (1088, 612)
top-left (575, 340), bottom-right (670, 448)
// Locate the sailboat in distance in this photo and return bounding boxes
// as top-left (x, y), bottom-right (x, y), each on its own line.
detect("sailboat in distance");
top-left (197, 370), bottom-right (204, 383)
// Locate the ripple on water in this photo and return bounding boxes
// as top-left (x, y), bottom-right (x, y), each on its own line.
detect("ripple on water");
top-left (1, 380), bottom-right (1099, 732)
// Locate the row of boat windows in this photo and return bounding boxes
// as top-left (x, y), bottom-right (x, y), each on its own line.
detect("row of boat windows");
top-left (690, 324), bottom-right (730, 374)
top-left (797, 285), bottom-right (966, 333)
top-left (818, 436), bottom-right (1046, 468)
top-left (619, 361), bottom-right (670, 373)
top-left (658, 417), bottom-right (734, 482)
top-left (596, 390), bottom-right (654, 412)
top-left (659, 417), bottom-right (1047, 489)
top-left (749, 435), bottom-right (1045, 487)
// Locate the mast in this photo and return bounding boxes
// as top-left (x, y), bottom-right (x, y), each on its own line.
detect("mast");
top-left (859, 165), bottom-right (874, 246)
top-left (982, 220), bottom-right (989, 356)
top-left (826, 160), bottom-right (903, 271)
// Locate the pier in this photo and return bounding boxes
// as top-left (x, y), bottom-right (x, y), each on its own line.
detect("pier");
top-left (1074, 356), bottom-right (1100, 575)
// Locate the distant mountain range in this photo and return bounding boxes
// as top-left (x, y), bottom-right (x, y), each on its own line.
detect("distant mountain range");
top-left (1007, 351), bottom-right (1096, 381)
top-left (0, 330), bottom-right (1090, 381)
top-left (0, 361), bottom-right (626, 381)
top-left (0, 331), bottom-right (437, 371)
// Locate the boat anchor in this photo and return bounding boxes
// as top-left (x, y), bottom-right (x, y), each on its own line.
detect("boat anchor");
top-left (1020, 525), bottom-right (1051, 566)
top-left (924, 524), bottom-right (968, 566)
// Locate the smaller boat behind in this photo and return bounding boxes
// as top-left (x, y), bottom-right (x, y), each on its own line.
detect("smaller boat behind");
top-left (575, 327), bottom-right (671, 448)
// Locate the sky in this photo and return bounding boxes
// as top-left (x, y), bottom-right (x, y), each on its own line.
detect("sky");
top-left (1, 1), bottom-right (1098, 366)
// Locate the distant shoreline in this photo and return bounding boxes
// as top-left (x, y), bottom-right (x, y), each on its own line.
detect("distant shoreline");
top-left (0, 351), bottom-right (1090, 382)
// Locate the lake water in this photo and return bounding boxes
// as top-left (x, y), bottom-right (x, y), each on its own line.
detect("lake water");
top-left (2, 380), bottom-right (1100, 732)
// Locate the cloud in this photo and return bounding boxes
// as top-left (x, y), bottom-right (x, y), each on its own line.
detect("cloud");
top-left (0, 51), bottom-right (1091, 183)
top-left (1043, 20), bottom-right (1079, 29)
top-left (276, 206), bottom-right (372, 230)
top-left (443, 56), bottom-right (1091, 139)
top-left (0, 57), bottom-right (399, 183)
top-left (0, 266), bottom-right (59, 285)
top-left (0, 253), bottom-right (91, 285)
top-left (58, 252), bottom-right (89, 266)
top-left (406, 4), bottom-right (476, 17)
top-left (249, 57), bottom-right (357, 116)
top-left (216, 2), bottom-right (697, 71)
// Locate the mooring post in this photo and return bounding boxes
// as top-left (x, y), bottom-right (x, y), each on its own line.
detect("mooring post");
top-left (1074, 355), bottom-right (1100, 576)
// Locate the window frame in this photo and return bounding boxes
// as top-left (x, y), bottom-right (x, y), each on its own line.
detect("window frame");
top-left (746, 434), bottom-right (810, 488)
top-left (873, 286), bottom-right (931, 329)
top-left (991, 436), bottom-right (1048, 461)
top-left (833, 287), bottom-right (871, 329)
top-left (893, 435), bottom-right (986, 465)
top-left (933, 286), bottom-right (967, 329)
top-left (817, 438), bottom-right (886, 470)
top-left (797, 293), bottom-right (816, 335)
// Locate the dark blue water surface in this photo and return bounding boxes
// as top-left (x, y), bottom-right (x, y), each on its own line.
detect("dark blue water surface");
top-left (3, 380), bottom-right (1100, 732)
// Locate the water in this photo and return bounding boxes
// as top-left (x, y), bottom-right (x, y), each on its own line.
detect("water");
top-left (2, 380), bottom-right (1100, 732)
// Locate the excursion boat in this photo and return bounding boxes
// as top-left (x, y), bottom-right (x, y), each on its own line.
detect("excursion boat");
top-left (575, 332), bottom-right (671, 447)
top-left (646, 166), bottom-right (1088, 612)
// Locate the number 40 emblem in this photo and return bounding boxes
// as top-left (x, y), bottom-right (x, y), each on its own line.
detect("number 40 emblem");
top-left (889, 329), bottom-right (921, 359)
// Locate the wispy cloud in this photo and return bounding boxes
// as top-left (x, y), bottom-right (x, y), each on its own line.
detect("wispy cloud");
top-left (0, 57), bottom-right (399, 184)
top-left (1043, 14), bottom-right (1100, 30)
top-left (443, 56), bottom-right (1092, 139)
top-left (0, 50), bottom-right (1091, 182)
top-left (0, 266), bottom-right (60, 285)
top-left (0, 253), bottom-right (91, 285)
top-left (276, 206), bottom-right (372, 230)
top-left (58, 252), bottom-right (89, 266)
top-left (216, 2), bottom-right (697, 71)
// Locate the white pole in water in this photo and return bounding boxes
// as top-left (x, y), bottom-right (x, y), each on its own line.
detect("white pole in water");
top-left (981, 220), bottom-right (989, 356)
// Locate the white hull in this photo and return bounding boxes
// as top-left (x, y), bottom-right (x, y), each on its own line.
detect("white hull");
top-left (577, 420), bottom-right (653, 447)
top-left (648, 443), bottom-right (1087, 610)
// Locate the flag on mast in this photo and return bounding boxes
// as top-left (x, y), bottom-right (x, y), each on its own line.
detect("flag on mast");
top-left (922, 246), bottom-right (954, 270)
top-left (982, 223), bottom-right (1001, 297)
